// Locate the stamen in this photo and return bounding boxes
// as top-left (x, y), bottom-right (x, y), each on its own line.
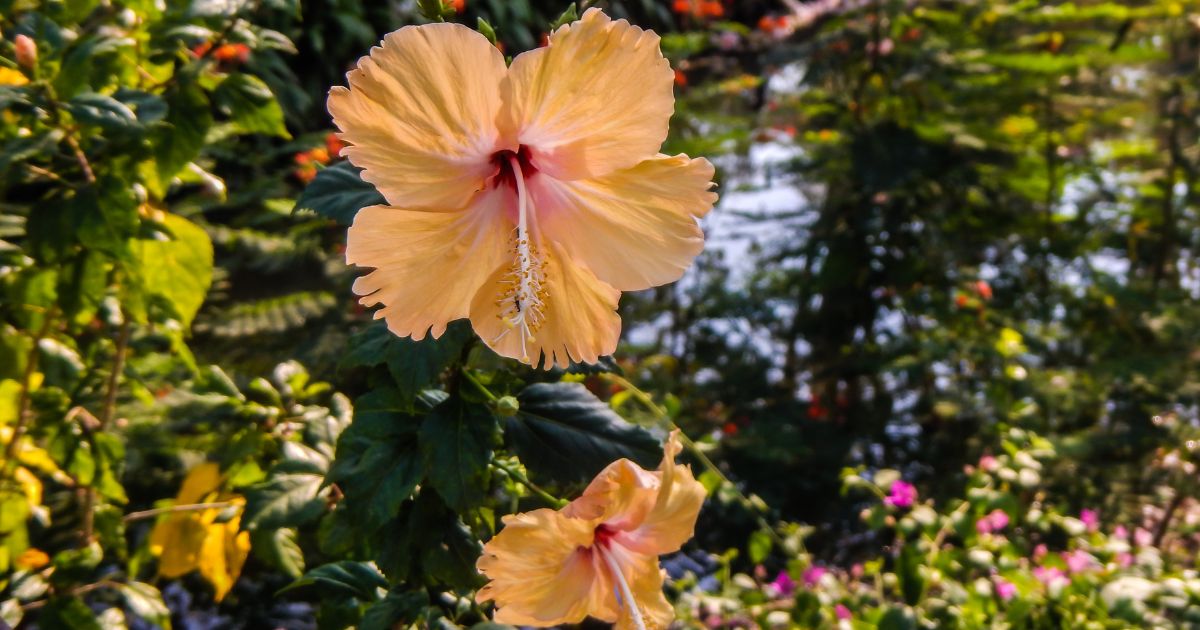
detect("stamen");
top-left (491, 154), bottom-right (547, 362)
top-left (596, 544), bottom-right (648, 630)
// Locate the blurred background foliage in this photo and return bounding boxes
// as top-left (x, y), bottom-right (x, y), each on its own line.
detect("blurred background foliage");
top-left (2, 0), bottom-right (1200, 628)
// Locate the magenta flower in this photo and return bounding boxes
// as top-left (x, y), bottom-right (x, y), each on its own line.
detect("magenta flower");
top-left (976, 509), bottom-right (1010, 534)
top-left (803, 566), bottom-right (827, 588)
top-left (1080, 509), bottom-right (1099, 532)
top-left (994, 577), bottom-right (1017, 601)
top-left (770, 571), bottom-right (797, 597)
top-left (835, 604), bottom-right (851, 620)
top-left (1062, 550), bottom-right (1097, 574)
top-left (885, 480), bottom-right (917, 508)
top-left (1033, 566), bottom-right (1069, 589)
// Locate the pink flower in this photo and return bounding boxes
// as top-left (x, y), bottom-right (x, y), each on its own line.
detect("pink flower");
top-left (1134, 527), bottom-right (1154, 548)
top-left (1114, 525), bottom-right (1128, 539)
top-left (1032, 544), bottom-right (1048, 560)
top-left (994, 577), bottom-right (1017, 601)
top-left (1116, 552), bottom-right (1133, 567)
top-left (850, 563), bottom-right (863, 578)
top-left (803, 566), bottom-right (827, 588)
top-left (979, 455), bottom-right (1000, 472)
top-left (1080, 509), bottom-right (1099, 532)
top-left (1033, 566), bottom-right (1069, 589)
top-left (770, 571), bottom-right (797, 597)
top-left (885, 480), bottom-right (917, 509)
top-left (1062, 550), bottom-right (1097, 574)
top-left (835, 604), bottom-right (851, 620)
top-left (977, 509), bottom-right (1010, 534)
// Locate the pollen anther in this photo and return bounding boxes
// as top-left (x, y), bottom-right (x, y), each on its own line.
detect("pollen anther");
top-left (492, 154), bottom-right (547, 361)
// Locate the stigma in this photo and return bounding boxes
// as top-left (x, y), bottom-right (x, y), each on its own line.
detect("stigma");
top-left (492, 152), bottom-right (547, 362)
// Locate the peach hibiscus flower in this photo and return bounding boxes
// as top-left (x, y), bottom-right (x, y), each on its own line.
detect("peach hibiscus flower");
top-left (476, 430), bottom-right (706, 629)
top-left (328, 9), bottom-right (717, 368)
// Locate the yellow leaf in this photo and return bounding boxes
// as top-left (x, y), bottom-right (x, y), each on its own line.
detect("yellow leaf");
top-left (148, 463), bottom-right (251, 602)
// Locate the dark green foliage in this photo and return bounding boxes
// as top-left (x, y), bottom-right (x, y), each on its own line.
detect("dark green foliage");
top-left (293, 160), bottom-right (385, 225)
top-left (506, 382), bottom-right (661, 482)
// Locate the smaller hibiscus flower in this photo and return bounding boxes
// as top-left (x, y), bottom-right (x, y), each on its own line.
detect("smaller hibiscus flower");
top-left (477, 430), bottom-right (706, 629)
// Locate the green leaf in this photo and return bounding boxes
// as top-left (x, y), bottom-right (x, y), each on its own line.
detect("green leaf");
top-left (117, 582), bottom-right (171, 629)
top-left (293, 161), bottom-right (385, 225)
top-left (152, 82), bottom-right (212, 191)
top-left (341, 321), bottom-right (472, 410)
top-left (373, 490), bottom-right (481, 588)
top-left (328, 390), bottom-right (423, 533)
top-left (113, 88), bottom-right (168, 124)
top-left (251, 527), bottom-right (305, 579)
top-left (92, 432), bottom-right (128, 504)
top-left (507, 382), bottom-right (661, 483)
top-left (65, 93), bottom-right (140, 133)
top-left (127, 213), bottom-right (214, 328)
top-left (360, 591), bottom-right (427, 630)
top-left (748, 529), bottom-right (773, 564)
top-left (213, 73), bottom-right (291, 139)
top-left (242, 460), bottom-right (328, 530)
top-left (419, 398), bottom-right (496, 511)
top-left (37, 597), bottom-right (102, 630)
top-left (27, 176), bottom-right (138, 262)
top-left (279, 561), bottom-right (387, 601)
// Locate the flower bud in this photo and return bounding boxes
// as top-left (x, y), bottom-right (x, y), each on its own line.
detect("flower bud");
top-left (495, 395), bottom-right (520, 417)
top-left (14, 34), bottom-right (36, 70)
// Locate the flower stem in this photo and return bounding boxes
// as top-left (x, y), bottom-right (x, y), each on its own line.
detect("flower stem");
top-left (492, 459), bottom-right (567, 509)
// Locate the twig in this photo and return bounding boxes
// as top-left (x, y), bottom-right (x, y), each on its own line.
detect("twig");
top-left (82, 318), bottom-right (132, 542)
top-left (123, 501), bottom-right (236, 522)
top-left (493, 459), bottom-right (567, 509)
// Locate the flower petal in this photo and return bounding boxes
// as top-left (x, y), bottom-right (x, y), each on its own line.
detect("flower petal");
top-left (469, 240), bottom-right (621, 368)
top-left (328, 23), bottom-right (507, 209)
top-left (564, 458), bottom-right (659, 531)
top-left (347, 188), bottom-right (511, 340)
top-left (531, 155), bottom-right (717, 291)
top-left (476, 509), bottom-right (612, 626)
top-left (503, 8), bottom-right (674, 180)
top-left (620, 430), bottom-right (707, 556)
top-left (605, 543), bottom-right (674, 630)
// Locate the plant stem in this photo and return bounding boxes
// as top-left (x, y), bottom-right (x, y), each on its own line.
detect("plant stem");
top-left (82, 318), bottom-right (131, 542)
top-left (123, 501), bottom-right (236, 522)
top-left (493, 459), bottom-right (567, 509)
top-left (462, 369), bottom-right (498, 401)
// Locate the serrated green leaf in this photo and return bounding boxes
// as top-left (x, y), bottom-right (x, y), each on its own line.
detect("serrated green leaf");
top-left (507, 382), bottom-right (660, 483)
top-left (293, 161), bottom-right (385, 225)
top-left (279, 561), bottom-right (387, 601)
top-left (251, 527), bottom-right (305, 579)
top-left (419, 398), bottom-right (496, 511)
top-left (360, 591), bottom-right (427, 630)
top-left (242, 462), bottom-right (327, 530)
